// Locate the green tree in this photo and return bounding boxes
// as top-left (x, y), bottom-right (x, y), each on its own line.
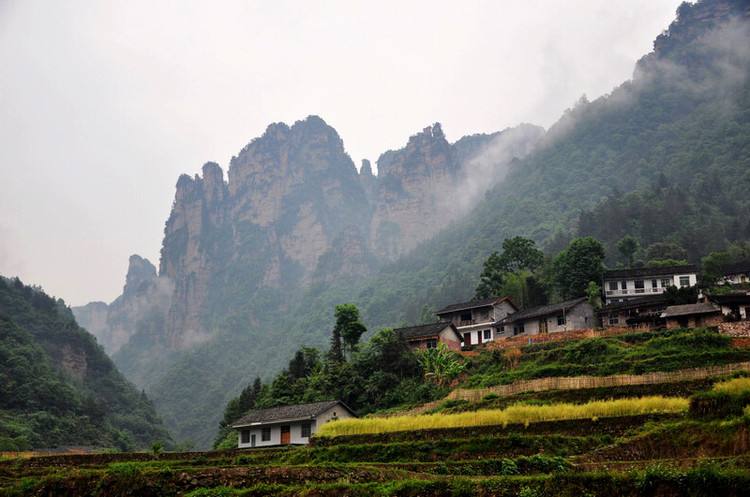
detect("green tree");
top-left (645, 242), bottom-right (687, 262)
top-left (475, 237), bottom-right (546, 301)
top-left (417, 343), bottom-right (466, 387)
top-left (616, 235), bottom-right (640, 268)
top-left (553, 237), bottom-right (606, 299)
top-left (333, 304), bottom-right (367, 357)
top-left (475, 252), bottom-right (505, 299)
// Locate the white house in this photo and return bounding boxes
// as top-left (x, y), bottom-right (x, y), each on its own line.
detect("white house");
top-left (496, 297), bottom-right (596, 337)
top-left (603, 265), bottom-right (698, 305)
top-left (719, 262), bottom-right (750, 286)
top-left (232, 400), bottom-right (355, 448)
top-left (435, 296), bottom-right (517, 345)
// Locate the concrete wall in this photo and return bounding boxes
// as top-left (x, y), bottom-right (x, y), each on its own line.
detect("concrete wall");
top-left (438, 328), bottom-right (462, 350)
top-left (510, 302), bottom-right (596, 336)
top-left (666, 313), bottom-right (723, 330)
top-left (237, 404), bottom-right (354, 448)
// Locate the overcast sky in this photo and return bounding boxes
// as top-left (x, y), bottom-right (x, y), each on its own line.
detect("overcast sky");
top-left (0, 0), bottom-right (683, 306)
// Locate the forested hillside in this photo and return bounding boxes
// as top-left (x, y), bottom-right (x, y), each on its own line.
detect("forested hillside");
top-left (0, 277), bottom-right (171, 451)
top-left (335, 0), bottom-right (750, 327)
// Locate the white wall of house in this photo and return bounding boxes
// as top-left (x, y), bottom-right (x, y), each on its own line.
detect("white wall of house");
top-left (236, 405), bottom-right (354, 448)
top-left (721, 273), bottom-right (750, 285)
top-left (604, 272), bottom-right (697, 303)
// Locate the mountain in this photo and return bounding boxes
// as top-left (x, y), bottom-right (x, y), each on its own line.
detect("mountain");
top-left (0, 276), bottom-right (170, 451)
top-left (334, 0), bottom-right (750, 327)
top-left (72, 119), bottom-right (541, 447)
top-left (75, 0), bottom-right (750, 448)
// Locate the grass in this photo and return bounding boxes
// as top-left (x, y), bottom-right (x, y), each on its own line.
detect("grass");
top-left (465, 329), bottom-right (750, 388)
top-left (316, 396), bottom-right (689, 437)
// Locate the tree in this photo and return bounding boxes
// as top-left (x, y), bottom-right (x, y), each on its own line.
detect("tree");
top-left (333, 304), bottom-right (367, 358)
top-left (553, 237), bottom-right (606, 299)
top-left (498, 237), bottom-right (544, 273)
top-left (417, 343), bottom-right (466, 387)
top-left (645, 242), bottom-right (688, 265)
top-left (475, 237), bottom-right (545, 300)
top-left (475, 251), bottom-right (505, 299)
top-left (585, 281), bottom-right (602, 310)
top-left (616, 235), bottom-right (640, 268)
top-left (238, 377), bottom-right (262, 412)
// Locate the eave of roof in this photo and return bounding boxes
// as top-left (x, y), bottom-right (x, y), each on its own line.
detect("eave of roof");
top-left (499, 297), bottom-right (588, 324)
top-left (231, 400), bottom-right (355, 429)
top-left (661, 302), bottom-right (721, 318)
top-left (436, 296), bottom-right (516, 315)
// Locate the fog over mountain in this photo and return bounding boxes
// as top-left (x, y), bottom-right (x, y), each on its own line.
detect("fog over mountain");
top-left (0, 0), bottom-right (682, 306)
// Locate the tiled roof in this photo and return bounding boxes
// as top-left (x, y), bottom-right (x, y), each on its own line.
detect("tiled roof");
top-left (394, 322), bottom-right (460, 341)
top-left (603, 265), bottom-right (697, 280)
top-left (500, 297), bottom-right (589, 323)
top-left (232, 400), bottom-right (352, 428)
top-left (661, 302), bottom-right (721, 318)
top-left (436, 296), bottom-right (515, 315)
top-left (721, 261), bottom-right (750, 275)
top-left (709, 292), bottom-right (750, 305)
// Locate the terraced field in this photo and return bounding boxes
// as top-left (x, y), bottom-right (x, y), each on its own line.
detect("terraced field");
top-left (4, 330), bottom-right (750, 496)
top-left (2, 409), bottom-right (750, 496)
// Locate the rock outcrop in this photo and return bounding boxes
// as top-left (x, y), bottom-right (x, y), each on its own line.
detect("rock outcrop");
top-left (73, 254), bottom-right (172, 355)
top-left (81, 116), bottom-right (543, 382)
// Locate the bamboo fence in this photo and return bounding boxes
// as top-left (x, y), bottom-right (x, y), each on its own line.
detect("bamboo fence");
top-left (445, 361), bottom-right (750, 402)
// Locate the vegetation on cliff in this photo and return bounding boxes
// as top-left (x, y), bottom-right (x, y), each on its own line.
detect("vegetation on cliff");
top-left (0, 277), bottom-right (171, 450)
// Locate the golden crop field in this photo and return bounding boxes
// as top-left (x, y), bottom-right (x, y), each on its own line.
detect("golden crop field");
top-left (712, 377), bottom-right (750, 395)
top-left (317, 396), bottom-right (689, 437)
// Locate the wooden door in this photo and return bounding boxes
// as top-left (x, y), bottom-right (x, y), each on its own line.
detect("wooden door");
top-left (539, 319), bottom-right (548, 334)
top-left (280, 425), bottom-right (291, 445)
top-left (463, 332), bottom-right (471, 345)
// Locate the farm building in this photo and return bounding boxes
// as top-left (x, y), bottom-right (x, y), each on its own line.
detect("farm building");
top-left (497, 297), bottom-right (596, 336)
top-left (394, 322), bottom-right (462, 351)
top-left (436, 296), bottom-right (517, 345)
top-left (232, 400), bottom-right (355, 448)
top-left (661, 302), bottom-right (723, 329)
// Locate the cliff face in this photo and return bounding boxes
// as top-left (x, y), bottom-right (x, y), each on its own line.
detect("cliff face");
top-left (73, 255), bottom-right (172, 355)
top-left (370, 123), bottom-right (544, 259)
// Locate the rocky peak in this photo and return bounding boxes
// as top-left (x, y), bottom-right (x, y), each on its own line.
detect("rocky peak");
top-left (360, 159), bottom-right (374, 177)
top-left (377, 122), bottom-right (454, 180)
top-left (123, 255), bottom-right (157, 298)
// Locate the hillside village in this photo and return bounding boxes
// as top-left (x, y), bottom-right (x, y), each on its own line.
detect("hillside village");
top-left (395, 262), bottom-right (750, 353)
top-left (222, 247), bottom-right (750, 451)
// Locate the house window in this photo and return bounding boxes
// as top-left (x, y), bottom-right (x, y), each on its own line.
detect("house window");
top-left (483, 329), bottom-right (491, 340)
top-left (608, 314), bottom-right (619, 325)
top-left (301, 422), bottom-right (312, 438)
top-left (651, 279), bottom-right (658, 289)
top-left (557, 315), bottom-right (566, 326)
top-left (261, 427), bottom-right (271, 442)
top-left (460, 311), bottom-right (472, 322)
top-left (661, 278), bottom-right (671, 288)
top-left (241, 430), bottom-right (250, 444)
top-left (679, 276), bottom-right (690, 287)
top-left (634, 280), bottom-right (645, 294)
top-left (426, 338), bottom-right (438, 349)
top-left (513, 324), bottom-right (525, 335)
top-left (608, 281), bottom-right (618, 291)
top-left (621, 281), bottom-right (627, 289)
